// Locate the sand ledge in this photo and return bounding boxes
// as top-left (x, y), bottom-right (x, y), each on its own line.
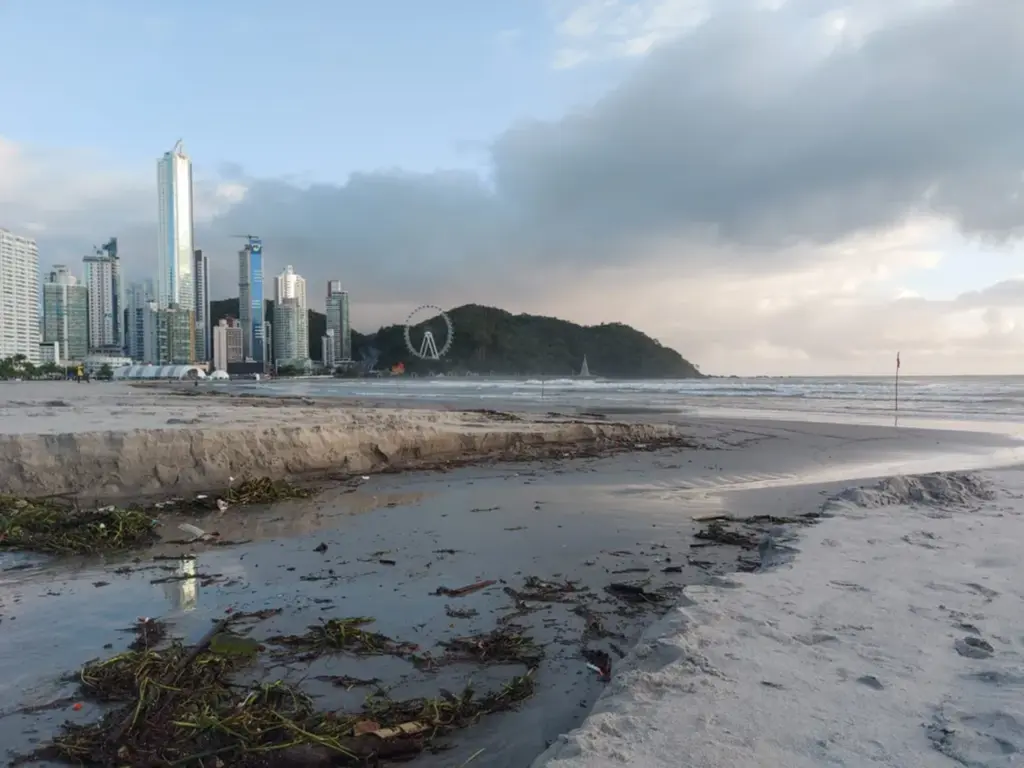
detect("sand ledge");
top-left (0, 413), bottom-right (685, 499)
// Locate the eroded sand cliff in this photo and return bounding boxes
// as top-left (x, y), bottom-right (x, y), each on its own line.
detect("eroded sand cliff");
top-left (0, 382), bottom-right (684, 498)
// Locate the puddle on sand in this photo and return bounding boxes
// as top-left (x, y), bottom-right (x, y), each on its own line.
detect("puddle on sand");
top-left (0, 455), bottom-right (749, 768)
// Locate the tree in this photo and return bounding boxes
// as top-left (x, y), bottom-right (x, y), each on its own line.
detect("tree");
top-left (96, 363), bottom-right (114, 381)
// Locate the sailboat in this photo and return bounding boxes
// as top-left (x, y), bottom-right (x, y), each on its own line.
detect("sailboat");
top-left (577, 355), bottom-right (595, 378)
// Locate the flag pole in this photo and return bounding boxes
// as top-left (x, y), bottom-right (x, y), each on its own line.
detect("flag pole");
top-left (894, 351), bottom-right (900, 427)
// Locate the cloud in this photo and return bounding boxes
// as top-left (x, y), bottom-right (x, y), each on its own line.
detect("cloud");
top-left (1, 0), bottom-right (1023, 374)
top-left (551, 0), bottom-right (714, 66)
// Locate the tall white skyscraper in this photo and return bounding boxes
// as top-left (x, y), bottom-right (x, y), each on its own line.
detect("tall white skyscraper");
top-left (0, 228), bottom-right (40, 362)
top-left (273, 265), bottom-right (309, 364)
top-left (156, 141), bottom-right (195, 315)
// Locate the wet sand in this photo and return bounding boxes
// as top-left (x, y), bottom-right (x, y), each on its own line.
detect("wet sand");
top-left (1, 419), bottom-right (1020, 766)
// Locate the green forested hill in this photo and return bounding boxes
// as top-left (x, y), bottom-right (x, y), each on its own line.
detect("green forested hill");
top-left (209, 300), bottom-right (702, 378)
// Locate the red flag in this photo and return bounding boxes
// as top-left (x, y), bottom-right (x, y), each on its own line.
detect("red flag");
top-left (896, 352), bottom-right (901, 370)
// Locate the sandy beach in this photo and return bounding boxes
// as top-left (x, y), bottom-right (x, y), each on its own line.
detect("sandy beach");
top-left (534, 468), bottom-right (1024, 768)
top-left (1, 381), bottom-right (1023, 767)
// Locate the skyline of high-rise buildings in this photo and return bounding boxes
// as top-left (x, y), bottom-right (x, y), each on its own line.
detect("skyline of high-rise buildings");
top-left (0, 140), bottom-right (359, 372)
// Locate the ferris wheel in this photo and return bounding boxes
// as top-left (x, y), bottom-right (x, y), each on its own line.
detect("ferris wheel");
top-left (404, 305), bottom-right (454, 360)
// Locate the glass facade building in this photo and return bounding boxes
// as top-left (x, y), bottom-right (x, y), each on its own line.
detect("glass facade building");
top-left (156, 141), bottom-right (195, 361)
top-left (238, 238), bottom-right (265, 364)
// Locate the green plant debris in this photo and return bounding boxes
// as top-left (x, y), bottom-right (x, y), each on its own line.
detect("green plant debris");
top-left (224, 476), bottom-right (313, 506)
top-left (0, 476), bottom-right (313, 556)
top-left (363, 670), bottom-right (537, 734)
top-left (267, 617), bottom-right (419, 660)
top-left (76, 641), bottom-right (252, 703)
top-left (27, 627), bottom-right (537, 767)
top-left (0, 497), bottom-right (159, 555)
top-left (440, 626), bottom-right (544, 666)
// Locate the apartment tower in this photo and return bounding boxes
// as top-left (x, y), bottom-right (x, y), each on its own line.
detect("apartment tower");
top-left (125, 280), bottom-right (155, 362)
top-left (325, 280), bottom-right (352, 364)
top-left (212, 317), bottom-right (244, 372)
top-left (273, 265), bottom-right (308, 365)
top-left (43, 265), bottom-right (88, 362)
top-left (193, 249), bottom-right (210, 361)
top-left (0, 228), bottom-right (40, 362)
top-left (83, 238), bottom-right (121, 351)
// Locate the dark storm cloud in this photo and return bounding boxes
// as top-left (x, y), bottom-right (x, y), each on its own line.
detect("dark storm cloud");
top-left (494, 0), bottom-right (1024, 250)
top-left (195, 0), bottom-right (1024, 296)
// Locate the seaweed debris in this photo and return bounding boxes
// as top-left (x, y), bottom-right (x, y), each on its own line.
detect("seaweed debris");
top-left (0, 497), bottom-right (159, 555)
top-left (164, 476), bottom-right (313, 514)
top-left (439, 625), bottom-right (544, 666)
top-left (267, 617), bottom-right (418, 660)
top-left (694, 520), bottom-right (761, 549)
top-left (224, 476), bottom-right (313, 507)
top-left (509, 576), bottom-right (584, 603)
top-left (0, 476), bottom-right (312, 555)
top-left (25, 618), bottom-right (537, 767)
top-left (363, 670), bottom-right (536, 734)
top-left (604, 581), bottom-right (668, 604)
top-left (76, 636), bottom-right (251, 704)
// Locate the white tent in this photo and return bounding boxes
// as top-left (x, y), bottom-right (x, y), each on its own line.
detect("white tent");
top-left (112, 365), bottom-right (208, 380)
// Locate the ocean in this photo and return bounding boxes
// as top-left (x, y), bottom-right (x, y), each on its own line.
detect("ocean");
top-left (228, 375), bottom-right (1024, 430)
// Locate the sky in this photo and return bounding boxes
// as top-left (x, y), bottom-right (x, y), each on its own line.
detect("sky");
top-left (1, 0), bottom-right (1022, 376)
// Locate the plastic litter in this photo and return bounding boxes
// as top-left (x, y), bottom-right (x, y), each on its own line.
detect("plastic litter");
top-left (178, 523), bottom-right (208, 541)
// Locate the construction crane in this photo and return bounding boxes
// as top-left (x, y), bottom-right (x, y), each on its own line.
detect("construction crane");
top-left (230, 234), bottom-right (262, 251)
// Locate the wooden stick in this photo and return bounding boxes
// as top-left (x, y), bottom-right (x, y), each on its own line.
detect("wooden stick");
top-left (894, 351), bottom-right (901, 427)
